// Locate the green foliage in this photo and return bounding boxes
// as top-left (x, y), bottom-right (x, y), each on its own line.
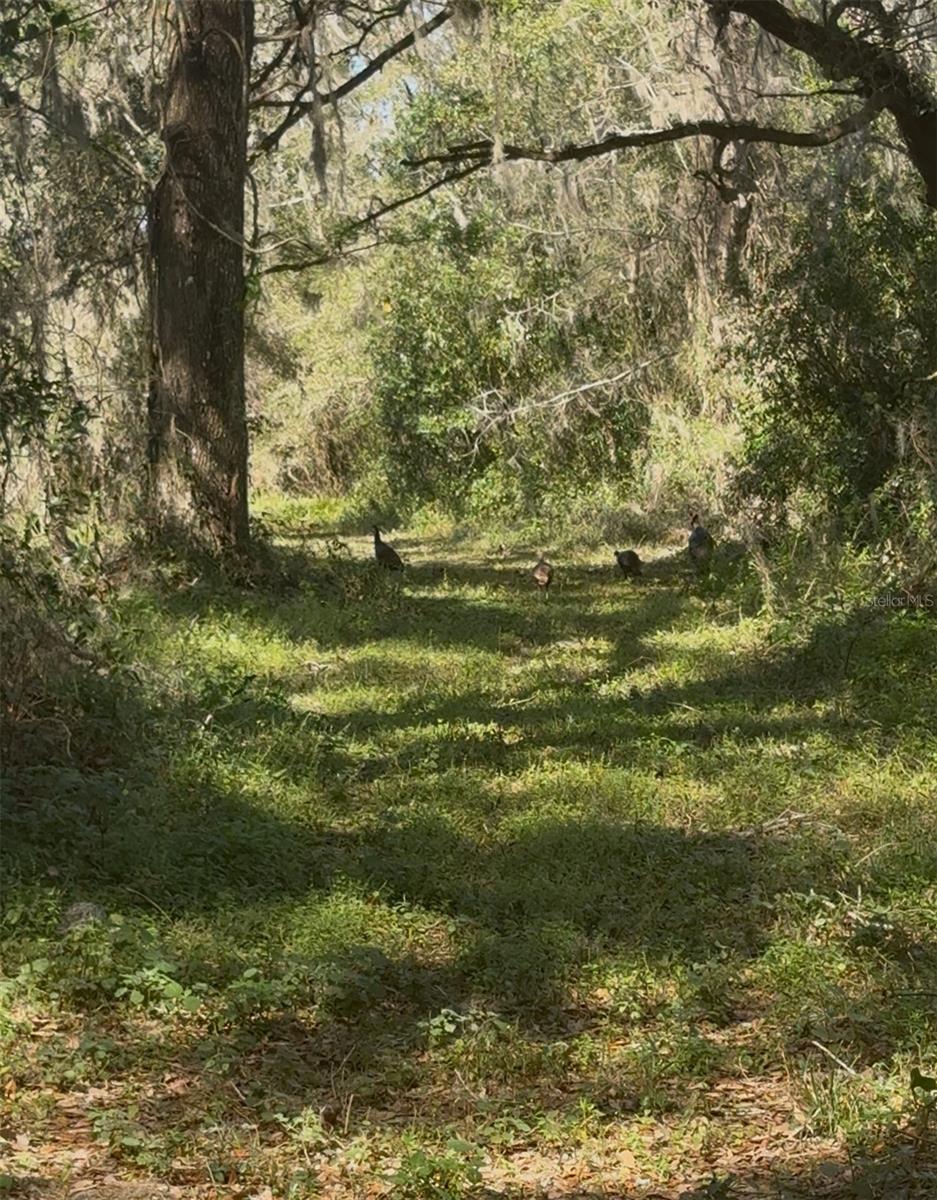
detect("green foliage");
top-left (390, 1141), bottom-right (483, 1199)
top-left (0, 1), bottom-right (74, 62)
top-left (734, 191), bottom-right (937, 528)
top-left (248, 265), bottom-right (379, 497)
top-left (369, 211), bottom-right (554, 510)
top-left (0, 337), bottom-right (92, 520)
top-left (368, 205), bottom-right (653, 519)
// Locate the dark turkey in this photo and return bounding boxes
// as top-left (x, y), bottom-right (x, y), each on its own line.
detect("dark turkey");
top-left (615, 549), bottom-right (642, 578)
top-left (688, 514), bottom-right (714, 571)
top-left (373, 526), bottom-right (403, 570)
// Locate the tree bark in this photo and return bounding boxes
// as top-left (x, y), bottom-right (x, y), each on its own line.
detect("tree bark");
top-left (148, 0), bottom-right (253, 555)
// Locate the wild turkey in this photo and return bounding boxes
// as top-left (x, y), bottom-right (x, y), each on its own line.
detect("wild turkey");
top-left (373, 526), bottom-right (403, 570)
top-left (532, 554), bottom-right (553, 593)
top-left (615, 549), bottom-right (642, 578)
top-left (688, 513), bottom-right (714, 571)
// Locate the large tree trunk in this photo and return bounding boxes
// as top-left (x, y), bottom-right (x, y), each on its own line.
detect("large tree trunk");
top-left (148, 0), bottom-right (253, 555)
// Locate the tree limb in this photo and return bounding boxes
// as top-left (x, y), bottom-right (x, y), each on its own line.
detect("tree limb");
top-left (250, 6), bottom-right (451, 160)
top-left (274, 100), bottom-right (882, 261)
top-left (256, 162), bottom-right (485, 274)
top-left (470, 353), bottom-right (677, 439)
top-left (352, 159), bottom-right (488, 223)
top-left (404, 97), bottom-right (887, 173)
top-left (712, 0), bottom-right (937, 205)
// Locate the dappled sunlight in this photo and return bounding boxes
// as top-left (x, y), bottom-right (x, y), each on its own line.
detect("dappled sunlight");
top-left (4, 532), bottom-right (937, 1198)
top-left (5, 0), bottom-right (936, 1191)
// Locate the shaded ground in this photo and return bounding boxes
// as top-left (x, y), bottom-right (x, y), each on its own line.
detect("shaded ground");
top-left (2, 524), bottom-right (937, 1197)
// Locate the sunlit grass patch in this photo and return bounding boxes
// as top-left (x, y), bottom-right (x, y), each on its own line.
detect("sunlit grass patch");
top-left (3, 527), bottom-right (937, 1196)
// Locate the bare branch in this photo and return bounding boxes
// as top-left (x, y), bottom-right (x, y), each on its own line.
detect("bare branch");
top-left (353, 159), bottom-right (488, 222)
top-left (257, 237), bottom-right (384, 277)
top-left (256, 163), bottom-right (486, 274)
top-left (471, 353), bottom-right (677, 440)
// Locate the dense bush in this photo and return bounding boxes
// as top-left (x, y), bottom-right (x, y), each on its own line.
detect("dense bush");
top-left (733, 189), bottom-right (937, 548)
top-left (364, 199), bottom-right (674, 522)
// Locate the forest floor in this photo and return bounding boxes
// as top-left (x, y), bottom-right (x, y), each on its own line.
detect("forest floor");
top-left (4, 513), bottom-right (937, 1199)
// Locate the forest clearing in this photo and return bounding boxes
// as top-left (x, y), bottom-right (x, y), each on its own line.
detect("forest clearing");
top-left (3, 1), bottom-right (937, 1197)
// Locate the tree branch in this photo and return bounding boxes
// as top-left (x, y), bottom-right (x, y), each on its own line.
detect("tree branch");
top-left (256, 162), bottom-right (485, 275)
top-left (470, 353), bottom-right (676, 440)
top-left (713, 0), bottom-right (937, 205)
top-left (250, 6), bottom-right (451, 160)
top-left (404, 97), bottom-right (887, 173)
top-left (354, 159), bottom-right (488, 222)
top-left (257, 236), bottom-right (384, 277)
top-left (278, 101), bottom-right (884, 251)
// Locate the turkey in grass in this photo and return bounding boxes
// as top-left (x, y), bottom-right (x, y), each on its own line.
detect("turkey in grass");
top-left (532, 554), bottom-right (553, 594)
top-left (688, 513), bottom-right (715, 572)
top-left (615, 549), bottom-right (642, 578)
top-left (373, 526), bottom-right (403, 571)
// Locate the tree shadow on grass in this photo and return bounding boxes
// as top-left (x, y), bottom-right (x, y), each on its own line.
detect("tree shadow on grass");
top-left (6, 757), bottom-right (935, 1195)
top-left (149, 548), bottom-right (690, 655)
top-left (3, 770), bottom-right (825, 958)
top-left (5, 555), bottom-right (937, 1198)
top-left (303, 594), bottom-right (936, 784)
top-left (8, 581), bottom-right (933, 931)
top-left (19, 781), bottom-right (931, 1114)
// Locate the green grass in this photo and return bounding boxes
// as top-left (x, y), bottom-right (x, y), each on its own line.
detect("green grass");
top-left (3, 518), bottom-right (937, 1198)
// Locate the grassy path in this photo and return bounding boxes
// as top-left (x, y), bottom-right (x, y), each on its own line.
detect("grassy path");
top-left (3, 528), bottom-right (937, 1198)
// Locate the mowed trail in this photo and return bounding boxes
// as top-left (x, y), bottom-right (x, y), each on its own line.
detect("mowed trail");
top-left (4, 531), bottom-right (937, 1198)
